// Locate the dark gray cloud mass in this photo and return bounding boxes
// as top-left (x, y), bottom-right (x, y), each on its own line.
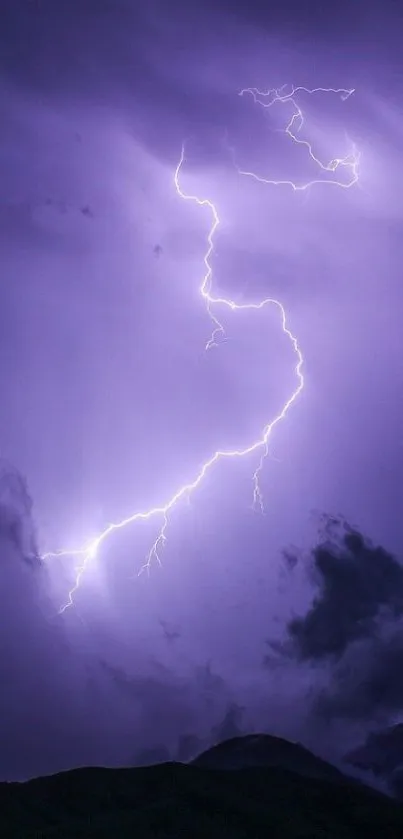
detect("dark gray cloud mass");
top-left (286, 517), bottom-right (403, 661)
top-left (275, 515), bottom-right (403, 722)
top-left (318, 630), bottom-right (403, 721)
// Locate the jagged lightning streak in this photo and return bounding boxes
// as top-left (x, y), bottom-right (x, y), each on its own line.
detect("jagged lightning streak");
top-left (232, 84), bottom-right (360, 506)
top-left (236, 84), bottom-right (359, 190)
top-left (43, 85), bottom-right (359, 613)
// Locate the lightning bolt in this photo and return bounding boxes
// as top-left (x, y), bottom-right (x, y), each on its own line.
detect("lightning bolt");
top-left (236, 84), bottom-right (359, 190)
top-left (43, 85), bottom-right (359, 613)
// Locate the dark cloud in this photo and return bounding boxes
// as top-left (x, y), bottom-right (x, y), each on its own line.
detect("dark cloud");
top-left (0, 465), bottom-right (91, 779)
top-left (159, 618), bottom-right (180, 642)
top-left (271, 515), bottom-right (403, 723)
top-left (347, 724), bottom-right (403, 777)
top-left (0, 0), bottom-right (149, 94)
top-left (153, 243), bottom-right (163, 258)
top-left (211, 701), bottom-right (245, 743)
top-left (209, 0), bottom-right (362, 31)
top-left (0, 460), bottom-right (40, 564)
top-left (316, 629), bottom-right (403, 721)
top-left (282, 516), bottom-right (403, 662)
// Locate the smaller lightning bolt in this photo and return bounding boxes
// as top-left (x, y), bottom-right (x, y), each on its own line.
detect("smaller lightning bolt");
top-left (235, 85), bottom-right (360, 190)
top-left (43, 84), bottom-right (359, 613)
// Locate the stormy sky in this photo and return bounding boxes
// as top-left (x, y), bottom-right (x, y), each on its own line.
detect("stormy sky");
top-left (1, 0), bottom-right (403, 780)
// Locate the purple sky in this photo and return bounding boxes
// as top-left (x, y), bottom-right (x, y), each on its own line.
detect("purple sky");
top-left (1, 0), bottom-right (403, 779)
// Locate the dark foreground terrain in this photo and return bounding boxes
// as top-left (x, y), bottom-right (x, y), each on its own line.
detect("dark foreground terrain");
top-left (2, 735), bottom-right (403, 838)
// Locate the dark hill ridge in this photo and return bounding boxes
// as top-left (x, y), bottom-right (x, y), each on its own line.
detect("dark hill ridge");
top-left (192, 733), bottom-right (345, 782)
top-left (1, 734), bottom-right (403, 838)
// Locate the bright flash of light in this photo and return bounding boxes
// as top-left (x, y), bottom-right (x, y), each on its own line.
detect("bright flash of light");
top-left (43, 85), bottom-right (359, 613)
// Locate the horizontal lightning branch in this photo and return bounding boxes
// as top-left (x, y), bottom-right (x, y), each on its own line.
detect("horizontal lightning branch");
top-left (236, 84), bottom-right (359, 189)
top-left (43, 86), bottom-right (359, 613)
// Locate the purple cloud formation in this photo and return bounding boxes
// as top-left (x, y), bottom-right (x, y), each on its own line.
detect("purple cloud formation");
top-left (0, 0), bottom-right (402, 780)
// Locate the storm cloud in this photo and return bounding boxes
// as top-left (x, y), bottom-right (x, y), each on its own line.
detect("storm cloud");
top-left (275, 515), bottom-right (403, 723)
